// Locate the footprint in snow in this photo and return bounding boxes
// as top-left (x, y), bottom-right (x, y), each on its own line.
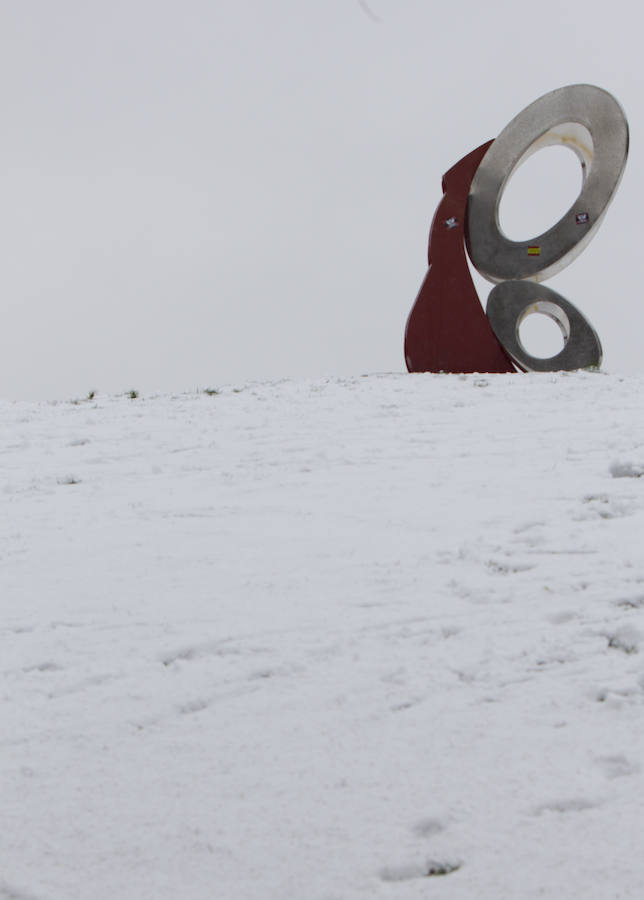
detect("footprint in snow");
top-left (595, 754), bottom-right (641, 779)
top-left (609, 460), bottom-right (644, 478)
top-left (533, 797), bottom-right (598, 816)
top-left (0, 878), bottom-right (43, 900)
top-left (614, 595), bottom-right (644, 609)
top-left (606, 624), bottom-right (642, 654)
top-left (548, 610), bottom-right (576, 625)
top-left (22, 661), bottom-right (62, 674)
top-left (578, 493), bottom-right (632, 520)
top-left (411, 816), bottom-right (447, 838)
top-left (595, 685), bottom-right (642, 707)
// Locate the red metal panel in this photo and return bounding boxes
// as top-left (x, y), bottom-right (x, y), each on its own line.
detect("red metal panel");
top-left (404, 141), bottom-right (515, 374)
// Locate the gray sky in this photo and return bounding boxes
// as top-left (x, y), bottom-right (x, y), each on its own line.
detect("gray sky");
top-left (1, 0), bottom-right (641, 399)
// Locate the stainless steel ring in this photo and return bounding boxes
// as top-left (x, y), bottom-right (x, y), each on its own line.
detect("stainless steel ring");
top-left (466, 84), bottom-right (629, 283)
top-left (486, 281), bottom-right (602, 372)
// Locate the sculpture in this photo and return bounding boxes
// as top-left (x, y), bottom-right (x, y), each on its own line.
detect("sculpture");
top-left (404, 85), bottom-right (629, 373)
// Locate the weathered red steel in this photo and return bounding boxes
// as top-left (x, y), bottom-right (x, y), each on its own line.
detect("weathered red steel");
top-left (404, 141), bottom-right (515, 373)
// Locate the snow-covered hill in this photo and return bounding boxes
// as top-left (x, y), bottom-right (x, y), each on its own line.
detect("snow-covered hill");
top-left (3, 372), bottom-right (644, 899)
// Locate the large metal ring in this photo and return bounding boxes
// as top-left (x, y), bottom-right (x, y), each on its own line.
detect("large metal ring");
top-left (486, 281), bottom-right (602, 372)
top-left (466, 84), bottom-right (629, 283)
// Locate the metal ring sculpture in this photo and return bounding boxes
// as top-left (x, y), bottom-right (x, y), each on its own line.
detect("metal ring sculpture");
top-left (404, 84), bottom-right (629, 373)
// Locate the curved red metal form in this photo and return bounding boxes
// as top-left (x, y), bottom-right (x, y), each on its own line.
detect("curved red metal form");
top-left (404, 141), bottom-right (515, 374)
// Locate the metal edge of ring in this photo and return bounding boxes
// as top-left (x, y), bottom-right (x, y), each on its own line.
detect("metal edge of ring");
top-left (466, 84), bottom-right (629, 284)
top-left (486, 281), bottom-right (602, 372)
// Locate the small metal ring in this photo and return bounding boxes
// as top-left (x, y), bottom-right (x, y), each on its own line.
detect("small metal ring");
top-left (486, 281), bottom-right (602, 372)
top-left (466, 84), bottom-right (628, 283)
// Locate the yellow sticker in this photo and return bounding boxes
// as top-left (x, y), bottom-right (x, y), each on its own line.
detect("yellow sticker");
top-left (527, 246), bottom-right (541, 256)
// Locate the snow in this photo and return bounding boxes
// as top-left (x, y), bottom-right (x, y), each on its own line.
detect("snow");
top-left (2, 371), bottom-right (644, 899)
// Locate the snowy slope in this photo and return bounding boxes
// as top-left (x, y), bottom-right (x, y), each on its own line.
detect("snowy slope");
top-left (2, 372), bottom-right (644, 899)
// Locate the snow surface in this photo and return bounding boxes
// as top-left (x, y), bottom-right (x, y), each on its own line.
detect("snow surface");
top-left (3, 372), bottom-right (644, 899)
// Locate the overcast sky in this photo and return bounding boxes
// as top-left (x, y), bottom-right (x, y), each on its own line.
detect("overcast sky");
top-left (1, 0), bottom-right (640, 399)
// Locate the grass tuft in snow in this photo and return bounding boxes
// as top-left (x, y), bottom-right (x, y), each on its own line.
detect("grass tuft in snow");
top-left (380, 860), bottom-right (462, 882)
top-left (426, 860), bottom-right (463, 877)
top-left (56, 475), bottom-right (81, 485)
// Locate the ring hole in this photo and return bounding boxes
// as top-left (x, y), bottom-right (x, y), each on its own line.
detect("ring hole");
top-left (498, 145), bottom-right (583, 241)
top-left (518, 303), bottom-right (569, 359)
